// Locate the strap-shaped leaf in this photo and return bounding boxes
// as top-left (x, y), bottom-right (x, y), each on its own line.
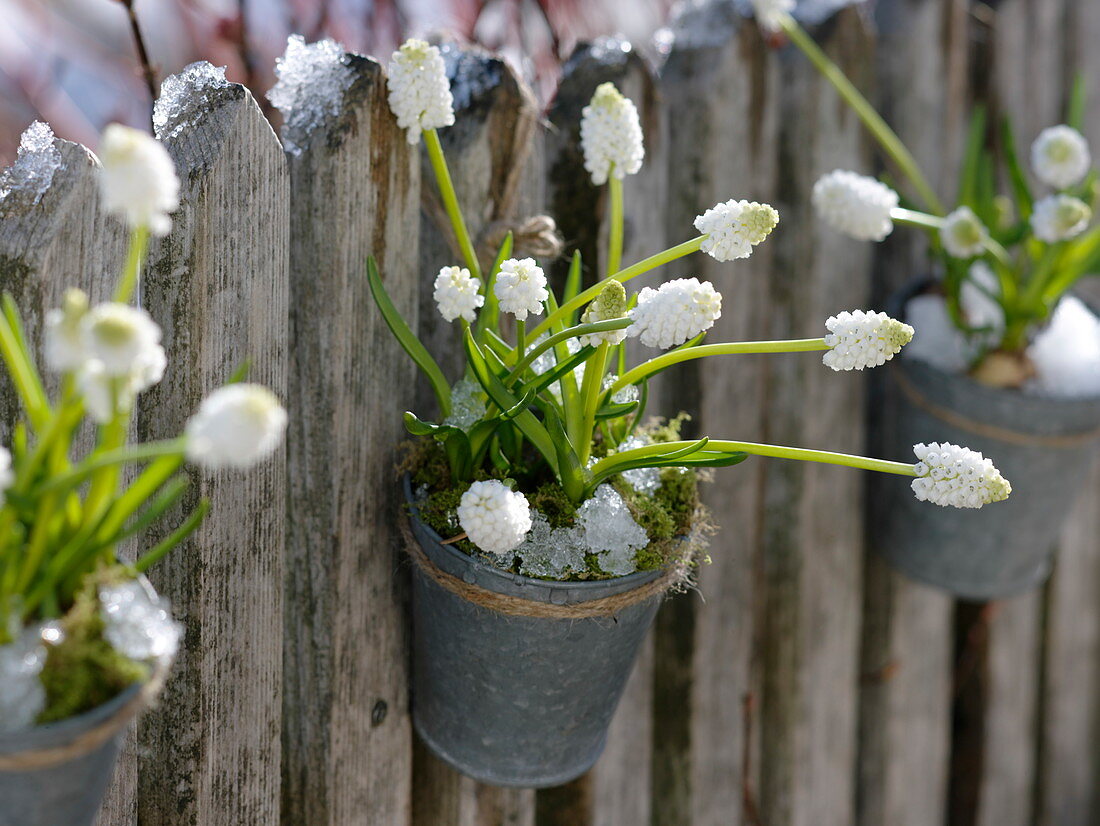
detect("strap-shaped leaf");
top-left (538, 400), bottom-right (586, 502)
top-left (1001, 117), bottom-right (1033, 219)
top-left (957, 106), bottom-right (986, 210)
top-left (595, 400), bottom-right (640, 420)
top-left (366, 257), bottom-right (452, 418)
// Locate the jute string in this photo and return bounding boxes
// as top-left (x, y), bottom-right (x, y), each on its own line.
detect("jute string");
top-left (0, 663), bottom-right (167, 772)
top-left (402, 519), bottom-right (689, 619)
top-left (891, 366), bottom-right (1100, 448)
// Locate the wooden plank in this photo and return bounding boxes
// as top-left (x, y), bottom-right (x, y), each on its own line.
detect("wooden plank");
top-left (857, 3), bottom-right (968, 825)
top-left (535, 36), bottom-right (666, 826)
top-left (132, 65), bottom-right (289, 826)
top-left (757, 10), bottom-right (874, 826)
top-left (655, 5), bottom-right (779, 823)
top-left (410, 45), bottom-right (541, 826)
top-left (280, 53), bottom-right (418, 825)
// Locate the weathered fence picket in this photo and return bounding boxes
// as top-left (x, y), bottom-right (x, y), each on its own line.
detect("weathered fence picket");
top-left (4, 1), bottom-right (1100, 824)
top-left (282, 52), bottom-right (419, 826)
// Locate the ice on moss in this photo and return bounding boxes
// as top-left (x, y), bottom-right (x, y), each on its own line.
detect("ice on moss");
top-left (153, 62), bottom-right (230, 140)
top-left (902, 294), bottom-right (974, 373)
top-left (577, 484), bottom-right (648, 576)
top-left (0, 626), bottom-right (48, 732)
top-left (100, 581), bottom-right (182, 661)
top-left (615, 435), bottom-right (661, 495)
top-left (0, 121), bottom-right (62, 206)
top-left (442, 378), bottom-right (485, 430)
top-left (515, 511), bottom-right (587, 578)
top-left (267, 35), bottom-right (355, 155)
top-left (1026, 296), bottom-right (1100, 398)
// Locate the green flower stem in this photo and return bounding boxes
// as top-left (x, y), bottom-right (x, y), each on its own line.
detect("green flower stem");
top-left (607, 176), bottom-right (624, 278)
top-left (592, 438), bottom-right (917, 478)
top-left (0, 308), bottom-right (49, 430)
top-left (528, 235), bottom-right (705, 342)
top-left (892, 208), bottom-right (1013, 267)
top-left (610, 339), bottom-right (831, 392)
top-left (425, 129), bottom-right (482, 280)
top-left (114, 225), bottom-right (150, 304)
top-left (578, 342), bottom-right (610, 465)
top-left (781, 16), bottom-right (945, 216)
top-left (515, 319), bottom-right (526, 361)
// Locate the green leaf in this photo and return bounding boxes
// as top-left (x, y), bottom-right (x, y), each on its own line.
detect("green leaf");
top-left (958, 106), bottom-right (987, 209)
top-left (563, 250), bottom-right (583, 314)
top-left (1068, 74), bottom-right (1087, 131)
top-left (538, 401), bottom-right (586, 503)
top-left (133, 499), bottom-right (211, 573)
top-left (366, 257), bottom-right (451, 418)
top-left (475, 233), bottom-right (512, 343)
top-left (595, 400), bottom-right (639, 420)
top-left (518, 346), bottom-right (594, 396)
top-left (1001, 117), bottom-right (1033, 219)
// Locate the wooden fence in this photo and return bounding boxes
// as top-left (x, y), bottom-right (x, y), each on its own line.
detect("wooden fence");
top-left (0, 0), bottom-right (1097, 824)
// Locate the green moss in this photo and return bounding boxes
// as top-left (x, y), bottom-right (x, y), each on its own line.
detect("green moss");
top-left (37, 584), bottom-right (149, 724)
top-left (527, 483), bottom-right (578, 529)
top-left (654, 467), bottom-right (700, 536)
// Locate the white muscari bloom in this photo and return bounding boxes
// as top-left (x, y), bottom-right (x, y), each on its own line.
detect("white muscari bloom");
top-left (515, 511), bottom-right (587, 579)
top-left (812, 170), bottom-right (899, 242)
top-left (494, 258), bottom-right (548, 321)
top-left (0, 627), bottom-right (48, 733)
top-left (750, 0), bottom-right (796, 33)
top-left (823, 310), bottom-right (914, 371)
top-left (45, 289), bottom-right (89, 373)
top-left (628, 277), bottom-right (722, 349)
top-left (580, 279), bottom-right (629, 346)
top-left (457, 479), bottom-right (532, 556)
top-left (911, 442), bottom-right (1011, 509)
top-left (386, 39), bottom-right (455, 144)
top-left (940, 206), bottom-right (988, 258)
top-left (433, 266), bottom-right (484, 323)
top-left (1031, 194), bottom-right (1091, 242)
top-left (1031, 125), bottom-right (1091, 190)
top-left (98, 124), bottom-right (180, 236)
top-left (577, 484), bottom-right (648, 576)
top-left (694, 199), bottom-right (779, 261)
top-left (580, 82), bottom-right (644, 186)
top-left (185, 384), bottom-right (288, 470)
top-left (81, 303), bottom-right (163, 378)
top-left (100, 581), bottom-right (182, 661)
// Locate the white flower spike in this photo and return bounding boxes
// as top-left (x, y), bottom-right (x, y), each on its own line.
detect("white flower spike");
top-left (98, 124), bottom-right (180, 236)
top-left (1031, 125), bottom-right (1091, 190)
top-left (628, 277), bottom-right (722, 349)
top-left (822, 310), bottom-right (913, 371)
top-left (45, 288), bottom-right (89, 373)
top-left (80, 303), bottom-right (163, 378)
top-left (457, 479), bottom-right (532, 556)
top-left (1031, 194), bottom-right (1092, 242)
top-left (185, 384), bottom-right (288, 470)
top-left (433, 266), bottom-right (484, 323)
top-left (694, 199), bottom-right (779, 261)
top-left (494, 258), bottom-right (548, 321)
top-left (812, 170), bottom-right (899, 242)
top-left (751, 0), bottom-right (796, 33)
top-left (580, 82), bottom-right (644, 186)
top-left (911, 442), bottom-right (1011, 509)
top-left (386, 39), bottom-right (455, 144)
top-left (940, 206), bottom-right (989, 259)
top-left (580, 280), bottom-right (629, 346)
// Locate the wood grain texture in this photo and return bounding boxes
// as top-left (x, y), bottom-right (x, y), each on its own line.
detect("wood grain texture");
top-left (759, 11), bottom-right (873, 826)
top-left (534, 38), bottom-right (666, 826)
top-left (281, 53), bottom-right (418, 826)
top-left (655, 5), bottom-right (778, 823)
top-left (134, 73), bottom-right (289, 826)
top-left (410, 45), bottom-right (542, 826)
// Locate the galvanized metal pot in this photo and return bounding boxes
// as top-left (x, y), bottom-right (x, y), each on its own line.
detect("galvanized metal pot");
top-left (0, 681), bottom-right (142, 826)
top-left (871, 284), bottom-right (1100, 600)
top-left (406, 478), bottom-right (666, 787)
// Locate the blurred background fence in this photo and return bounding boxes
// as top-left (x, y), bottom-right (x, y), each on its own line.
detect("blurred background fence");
top-left (1, 1), bottom-right (1099, 824)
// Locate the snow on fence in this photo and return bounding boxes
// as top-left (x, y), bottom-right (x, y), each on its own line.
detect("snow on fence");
top-left (0, 0), bottom-right (1096, 824)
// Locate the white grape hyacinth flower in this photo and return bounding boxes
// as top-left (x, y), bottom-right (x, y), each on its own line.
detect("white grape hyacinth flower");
top-left (433, 266), bottom-right (484, 323)
top-left (750, 0), bottom-right (796, 33)
top-left (80, 303), bottom-right (164, 378)
top-left (494, 258), bottom-right (548, 321)
top-left (1031, 125), bottom-right (1091, 190)
top-left (628, 277), bottom-right (722, 349)
top-left (185, 384), bottom-right (288, 470)
top-left (911, 442), bottom-right (1011, 509)
top-left (457, 479), bottom-right (532, 556)
top-left (98, 124), bottom-right (180, 236)
top-left (940, 206), bottom-right (989, 258)
top-left (100, 581), bottom-right (182, 661)
top-left (386, 39), bottom-right (455, 144)
top-left (823, 310), bottom-right (914, 371)
top-left (580, 279), bottom-right (629, 346)
top-left (78, 352), bottom-right (165, 425)
top-left (45, 288), bottom-right (90, 373)
top-left (1031, 194), bottom-right (1092, 242)
top-left (580, 82), bottom-right (644, 186)
top-left (694, 199), bottom-right (779, 261)
top-left (812, 170), bottom-right (899, 242)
